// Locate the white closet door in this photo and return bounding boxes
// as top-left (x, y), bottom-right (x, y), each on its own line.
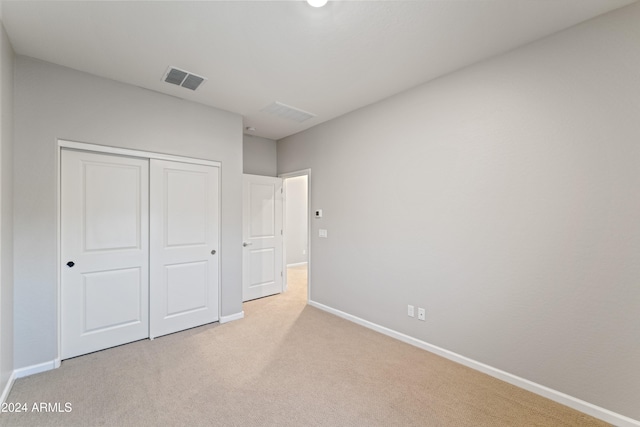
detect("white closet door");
top-left (61, 150), bottom-right (149, 359)
top-left (150, 160), bottom-right (219, 338)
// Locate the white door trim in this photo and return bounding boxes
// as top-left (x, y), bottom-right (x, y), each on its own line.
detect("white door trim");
top-left (57, 139), bottom-right (222, 363)
top-left (279, 169), bottom-right (311, 304)
top-left (58, 139), bottom-right (221, 167)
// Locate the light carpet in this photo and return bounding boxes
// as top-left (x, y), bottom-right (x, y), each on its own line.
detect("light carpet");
top-left (0, 265), bottom-right (608, 426)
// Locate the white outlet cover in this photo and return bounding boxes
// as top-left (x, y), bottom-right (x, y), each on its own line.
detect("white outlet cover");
top-left (418, 308), bottom-right (426, 321)
top-left (408, 305), bottom-right (415, 317)
top-left (319, 229), bottom-right (328, 238)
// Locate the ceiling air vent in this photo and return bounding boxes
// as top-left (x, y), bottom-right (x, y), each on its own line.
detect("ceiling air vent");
top-left (261, 101), bottom-right (316, 123)
top-left (163, 66), bottom-right (207, 91)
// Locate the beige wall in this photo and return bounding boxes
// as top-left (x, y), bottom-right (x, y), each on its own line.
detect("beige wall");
top-left (0, 17), bottom-right (14, 395)
top-left (284, 175), bottom-right (308, 266)
top-left (243, 135), bottom-right (277, 177)
top-left (278, 3), bottom-right (640, 420)
top-left (13, 56), bottom-right (244, 369)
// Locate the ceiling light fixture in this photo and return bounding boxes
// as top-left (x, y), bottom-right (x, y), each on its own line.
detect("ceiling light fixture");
top-left (307, 0), bottom-right (328, 8)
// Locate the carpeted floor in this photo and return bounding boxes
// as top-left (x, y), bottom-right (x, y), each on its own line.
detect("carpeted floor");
top-left (0, 265), bottom-right (609, 426)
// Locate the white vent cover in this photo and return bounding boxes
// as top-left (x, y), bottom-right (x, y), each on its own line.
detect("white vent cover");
top-left (163, 66), bottom-right (207, 91)
top-left (261, 101), bottom-right (316, 123)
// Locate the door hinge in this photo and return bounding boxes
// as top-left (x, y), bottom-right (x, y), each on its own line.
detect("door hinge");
top-left (281, 229), bottom-right (283, 236)
top-left (281, 271), bottom-right (283, 277)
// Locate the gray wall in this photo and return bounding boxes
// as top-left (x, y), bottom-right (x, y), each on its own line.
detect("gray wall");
top-left (243, 135), bottom-right (277, 176)
top-left (278, 3), bottom-right (640, 421)
top-left (285, 175), bottom-right (308, 266)
top-left (0, 17), bottom-right (14, 393)
top-left (14, 56), bottom-right (244, 369)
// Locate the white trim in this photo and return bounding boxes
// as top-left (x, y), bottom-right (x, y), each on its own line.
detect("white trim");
top-left (58, 139), bottom-right (221, 167)
top-left (0, 371), bottom-right (16, 403)
top-left (56, 141), bottom-right (62, 370)
top-left (279, 169), bottom-right (312, 179)
top-left (279, 169), bottom-right (311, 303)
top-left (14, 359), bottom-right (59, 379)
top-left (286, 262), bottom-right (308, 268)
top-left (308, 300), bottom-right (640, 427)
top-left (216, 163), bottom-right (222, 335)
top-left (219, 311), bottom-right (244, 324)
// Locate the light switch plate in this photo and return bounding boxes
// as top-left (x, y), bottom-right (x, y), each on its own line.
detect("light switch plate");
top-left (315, 209), bottom-right (323, 218)
top-left (319, 229), bottom-right (327, 238)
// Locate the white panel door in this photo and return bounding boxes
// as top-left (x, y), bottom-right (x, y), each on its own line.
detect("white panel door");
top-left (242, 174), bottom-right (283, 302)
top-left (61, 150), bottom-right (149, 359)
top-left (150, 160), bottom-right (219, 338)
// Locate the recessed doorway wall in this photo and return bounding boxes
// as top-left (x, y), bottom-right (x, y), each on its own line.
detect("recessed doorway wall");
top-left (281, 170), bottom-right (310, 300)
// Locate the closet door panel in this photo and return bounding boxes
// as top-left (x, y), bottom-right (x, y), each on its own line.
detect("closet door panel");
top-left (150, 160), bottom-right (219, 338)
top-left (61, 150), bottom-right (149, 359)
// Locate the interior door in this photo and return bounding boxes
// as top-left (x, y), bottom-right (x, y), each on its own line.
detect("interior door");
top-left (61, 150), bottom-right (149, 359)
top-left (242, 174), bottom-right (283, 301)
top-left (150, 160), bottom-right (219, 338)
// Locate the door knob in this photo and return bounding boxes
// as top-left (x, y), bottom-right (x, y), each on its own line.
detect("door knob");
top-left (66, 261), bottom-right (75, 268)
top-left (243, 242), bottom-right (252, 247)
top-left (211, 250), bottom-right (216, 255)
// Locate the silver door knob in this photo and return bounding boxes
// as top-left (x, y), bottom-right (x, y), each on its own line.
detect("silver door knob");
top-left (243, 242), bottom-right (252, 247)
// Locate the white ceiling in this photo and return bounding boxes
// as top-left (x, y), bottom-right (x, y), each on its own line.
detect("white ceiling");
top-left (1, 0), bottom-right (635, 140)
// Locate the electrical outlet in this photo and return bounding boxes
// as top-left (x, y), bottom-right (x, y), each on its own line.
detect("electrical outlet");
top-left (418, 308), bottom-right (426, 321)
top-left (407, 305), bottom-right (414, 317)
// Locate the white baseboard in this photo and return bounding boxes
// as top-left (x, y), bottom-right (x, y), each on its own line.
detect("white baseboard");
top-left (219, 311), bottom-right (244, 324)
top-left (2, 358), bottom-right (63, 402)
top-left (14, 359), bottom-right (59, 379)
top-left (308, 300), bottom-right (640, 427)
top-left (286, 262), bottom-right (308, 268)
top-left (0, 370), bottom-right (16, 404)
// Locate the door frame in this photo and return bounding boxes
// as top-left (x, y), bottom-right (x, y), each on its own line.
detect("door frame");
top-left (279, 169), bottom-right (311, 303)
top-left (56, 139), bottom-right (221, 365)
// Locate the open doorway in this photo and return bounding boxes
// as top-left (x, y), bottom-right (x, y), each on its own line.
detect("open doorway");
top-left (281, 170), bottom-right (310, 302)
